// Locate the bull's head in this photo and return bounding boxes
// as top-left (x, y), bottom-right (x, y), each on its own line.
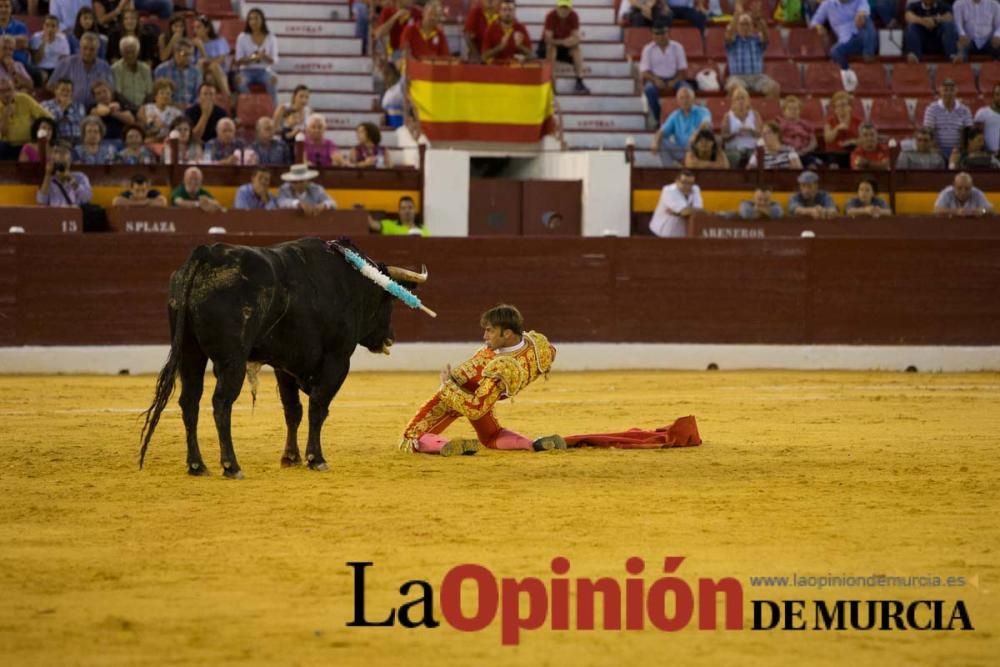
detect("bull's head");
top-left (359, 264), bottom-right (429, 355)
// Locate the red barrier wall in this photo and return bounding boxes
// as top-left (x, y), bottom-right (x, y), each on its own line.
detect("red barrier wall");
top-left (0, 235), bottom-right (998, 346)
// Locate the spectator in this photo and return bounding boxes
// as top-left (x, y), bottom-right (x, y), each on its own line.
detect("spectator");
top-left (73, 114), bottom-right (115, 163)
top-left (192, 14), bottom-right (231, 100)
top-left (844, 177), bottom-right (891, 217)
top-left (823, 90), bottom-right (861, 167)
top-left (37, 141), bottom-right (93, 206)
top-left (87, 77), bottom-right (135, 145)
top-left (664, 0), bottom-right (708, 33)
top-left (98, 0), bottom-right (170, 35)
top-left (649, 169), bottom-right (702, 237)
top-left (30, 14), bottom-right (70, 81)
top-left (652, 85), bottom-right (711, 166)
top-left (18, 116), bottom-right (58, 162)
top-left (0, 76), bottom-right (51, 159)
top-left (0, 0), bottom-right (30, 71)
top-left (777, 95), bottom-right (819, 166)
top-left (203, 117), bottom-right (255, 165)
top-left (354, 0), bottom-right (370, 56)
top-left (111, 173), bottom-right (167, 207)
top-left (721, 85), bottom-right (760, 166)
top-left (850, 123), bottom-right (890, 170)
top-left (138, 78), bottom-right (180, 142)
top-left (157, 14), bottom-right (188, 64)
top-left (250, 116), bottom-right (290, 165)
top-left (624, 0), bottom-right (668, 27)
top-left (895, 126), bottom-right (947, 168)
top-left (949, 125), bottom-right (1000, 169)
top-left (738, 187), bottom-right (783, 219)
top-left (235, 8), bottom-right (278, 104)
top-left (351, 121), bottom-right (391, 168)
top-left (464, 0), bottom-right (498, 63)
top-left (377, 0), bottom-right (422, 61)
top-left (952, 0), bottom-right (1000, 62)
top-left (809, 0), bottom-right (876, 69)
top-left (0, 35), bottom-right (32, 91)
top-left (184, 81), bottom-right (226, 142)
top-left (47, 32), bottom-right (113, 107)
top-left (903, 0), bottom-right (958, 62)
top-left (52, 0), bottom-right (92, 32)
top-left (640, 24), bottom-right (689, 128)
top-left (153, 38), bottom-right (200, 107)
top-left (273, 84), bottom-right (311, 144)
top-left (116, 123), bottom-right (155, 164)
top-left (934, 171), bottom-right (994, 215)
top-left (401, 0), bottom-right (449, 61)
top-left (684, 127), bottom-right (729, 168)
top-left (162, 115), bottom-right (202, 164)
top-left (107, 9), bottom-right (158, 64)
top-left (538, 0), bottom-right (589, 94)
top-left (67, 8), bottom-right (107, 59)
top-left (93, 0), bottom-right (131, 35)
top-left (111, 35), bottom-right (152, 110)
top-left (747, 120), bottom-right (803, 169)
top-left (923, 78), bottom-right (973, 158)
top-left (277, 163), bottom-right (337, 215)
top-left (171, 165), bottom-right (222, 211)
top-left (381, 62), bottom-right (404, 127)
top-left (369, 195), bottom-right (428, 235)
top-left (303, 112), bottom-right (344, 167)
top-left (42, 78), bottom-right (85, 142)
top-left (724, 10), bottom-right (779, 97)
top-left (870, 0), bottom-right (902, 28)
top-left (483, 0), bottom-right (532, 63)
top-left (973, 82), bottom-right (1000, 153)
top-left (789, 170), bottom-right (838, 219)
top-left (234, 166), bottom-right (278, 210)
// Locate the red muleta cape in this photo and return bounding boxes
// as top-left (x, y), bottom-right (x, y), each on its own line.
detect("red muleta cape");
top-left (564, 416), bottom-right (702, 449)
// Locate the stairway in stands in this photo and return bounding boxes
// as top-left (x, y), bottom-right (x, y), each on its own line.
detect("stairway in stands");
top-left (243, 0), bottom-right (644, 156)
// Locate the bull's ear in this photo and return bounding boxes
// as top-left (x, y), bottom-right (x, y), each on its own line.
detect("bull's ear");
top-left (387, 264), bottom-right (427, 285)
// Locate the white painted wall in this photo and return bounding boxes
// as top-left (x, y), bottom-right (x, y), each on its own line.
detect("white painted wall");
top-left (423, 149), bottom-right (471, 237)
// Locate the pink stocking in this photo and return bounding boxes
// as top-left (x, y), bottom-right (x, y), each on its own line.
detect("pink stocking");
top-left (415, 433), bottom-right (450, 455)
top-left (488, 428), bottom-right (534, 451)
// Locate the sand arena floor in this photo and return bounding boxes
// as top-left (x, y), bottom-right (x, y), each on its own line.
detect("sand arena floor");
top-left (0, 370), bottom-right (997, 666)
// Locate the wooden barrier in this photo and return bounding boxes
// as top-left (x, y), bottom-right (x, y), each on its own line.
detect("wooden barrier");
top-left (5, 207), bottom-right (83, 234)
top-left (688, 215), bottom-right (1000, 239)
top-left (105, 208), bottom-right (370, 236)
top-left (0, 234), bottom-right (998, 347)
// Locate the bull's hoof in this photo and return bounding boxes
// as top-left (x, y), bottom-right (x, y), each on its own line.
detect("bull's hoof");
top-left (280, 455), bottom-right (302, 468)
top-left (187, 462), bottom-right (210, 476)
top-left (307, 460), bottom-right (329, 472)
top-left (222, 468), bottom-right (245, 480)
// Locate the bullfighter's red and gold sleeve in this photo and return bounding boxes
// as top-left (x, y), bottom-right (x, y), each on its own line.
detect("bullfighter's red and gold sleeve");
top-left (438, 374), bottom-right (503, 421)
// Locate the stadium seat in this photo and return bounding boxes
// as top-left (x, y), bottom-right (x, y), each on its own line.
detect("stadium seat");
top-left (869, 96), bottom-right (912, 132)
top-left (754, 97), bottom-right (783, 123)
top-left (932, 63), bottom-right (977, 94)
top-left (704, 28), bottom-right (727, 61)
top-left (913, 97), bottom-right (936, 127)
top-left (670, 28), bottom-right (705, 59)
top-left (196, 0), bottom-right (237, 17)
top-left (980, 62), bottom-right (1000, 93)
top-left (764, 61), bottom-right (804, 94)
top-left (236, 93), bottom-right (272, 132)
top-left (803, 62), bottom-right (845, 95)
top-left (659, 97), bottom-right (679, 124)
top-left (703, 96), bottom-right (730, 129)
top-left (890, 63), bottom-right (933, 95)
top-left (787, 28), bottom-right (829, 59)
top-left (218, 18), bottom-right (244, 49)
top-left (797, 96), bottom-right (826, 126)
top-left (624, 28), bottom-right (651, 60)
top-left (851, 63), bottom-right (888, 95)
top-left (15, 14), bottom-right (44, 32)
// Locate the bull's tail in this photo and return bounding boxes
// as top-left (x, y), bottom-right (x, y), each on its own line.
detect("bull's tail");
top-left (139, 259), bottom-right (200, 469)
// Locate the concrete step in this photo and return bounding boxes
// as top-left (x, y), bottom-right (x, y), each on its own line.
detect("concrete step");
top-left (325, 128), bottom-right (400, 148)
top-left (280, 36), bottom-right (363, 56)
top-left (563, 131), bottom-right (653, 150)
top-left (524, 23), bottom-right (622, 42)
top-left (279, 90), bottom-right (377, 110)
top-left (313, 110), bottom-right (385, 128)
top-left (519, 0), bottom-right (616, 6)
top-left (561, 113), bottom-right (647, 131)
top-left (581, 42), bottom-right (624, 59)
top-left (557, 94), bottom-right (643, 113)
top-left (518, 7), bottom-right (614, 23)
top-left (555, 77), bottom-right (633, 95)
top-left (277, 55), bottom-right (373, 75)
top-left (278, 73), bottom-right (374, 92)
top-left (244, 1), bottom-right (345, 21)
top-left (555, 60), bottom-right (632, 77)
top-left (269, 19), bottom-right (357, 38)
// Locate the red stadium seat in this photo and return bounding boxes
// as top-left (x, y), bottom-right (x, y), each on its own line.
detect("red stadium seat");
top-left (704, 27), bottom-right (727, 61)
top-left (890, 63), bottom-right (933, 95)
top-left (671, 28), bottom-right (704, 59)
top-left (704, 96), bottom-right (730, 129)
top-left (754, 96), bottom-right (783, 123)
top-left (869, 96), bottom-right (912, 132)
top-left (851, 63), bottom-right (888, 95)
top-left (803, 62), bottom-right (845, 95)
top-left (932, 63), bottom-right (977, 94)
top-left (196, 0), bottom-right (237, 17)
top-left (787, 28), bottom-right (829, 59)
top-left (15, 14), bottom-right (44, 33)
top-left (980, 62), bottom-right (1000, 93)
top-left (659, 96), bottom-right (679, 124)
top-left (624, 28), bottom-right (650, 60)
top-left (797, 96), bottom-right (825, 126)
top-left (913, 97), bottom-right (936, 127)
top-left (236, 93), bottom-right (274, 130)
top-left (218, 18), bottom-right (244, 49)
top-left (765, 61), bottom-right (804, 94)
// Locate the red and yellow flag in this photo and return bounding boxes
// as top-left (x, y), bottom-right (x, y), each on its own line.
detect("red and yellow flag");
top-left (407, 60), bottom-right (555, 143)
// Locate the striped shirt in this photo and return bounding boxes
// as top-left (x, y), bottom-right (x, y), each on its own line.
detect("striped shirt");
top-left (726, 36), bottom-right (765, 76)
top-left (952, 0), bottom-right (1000, 49)
top-left (41, 99), bottom-right (86, 142)
top-left (747, 146), bottom-right (800, 169)
top-left (923, 99), bottom-right (973, 156)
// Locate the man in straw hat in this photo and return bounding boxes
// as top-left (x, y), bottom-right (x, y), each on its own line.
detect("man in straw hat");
top-left (277, 163), bottom-right (337, 216)
top-left (399, 304), bottom-right (567, 456)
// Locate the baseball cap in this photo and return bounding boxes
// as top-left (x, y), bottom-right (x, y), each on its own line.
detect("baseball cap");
top-left (556, 0), bottom-right (572, 6)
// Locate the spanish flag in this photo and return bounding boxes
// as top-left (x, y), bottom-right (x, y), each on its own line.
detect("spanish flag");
top-left (407, 60), bottom-right (555, 143)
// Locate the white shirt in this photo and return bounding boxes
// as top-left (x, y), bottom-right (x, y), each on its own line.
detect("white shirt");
top-left (639, 41), bottom-right (688, 80)
top-left (649, 183), bottom-right (703, 238)
top-left (973, 105), bottom-right (1000, 153)
top-left (235, 33), bottom-right (279, 70)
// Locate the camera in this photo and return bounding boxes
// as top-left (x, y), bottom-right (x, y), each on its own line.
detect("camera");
top-left (53, 160), bottom-right (68, 173)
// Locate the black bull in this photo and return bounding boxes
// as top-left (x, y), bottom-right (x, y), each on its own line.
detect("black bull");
top-left (139, 238), bottom-right (426, 478)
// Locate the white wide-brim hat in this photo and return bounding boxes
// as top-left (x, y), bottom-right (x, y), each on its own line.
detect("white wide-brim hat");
top-left (281, 164), bottom-right (319, 182)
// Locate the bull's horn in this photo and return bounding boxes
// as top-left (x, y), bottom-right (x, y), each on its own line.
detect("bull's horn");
top-left (387, 264), bottom-right (428, 284)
